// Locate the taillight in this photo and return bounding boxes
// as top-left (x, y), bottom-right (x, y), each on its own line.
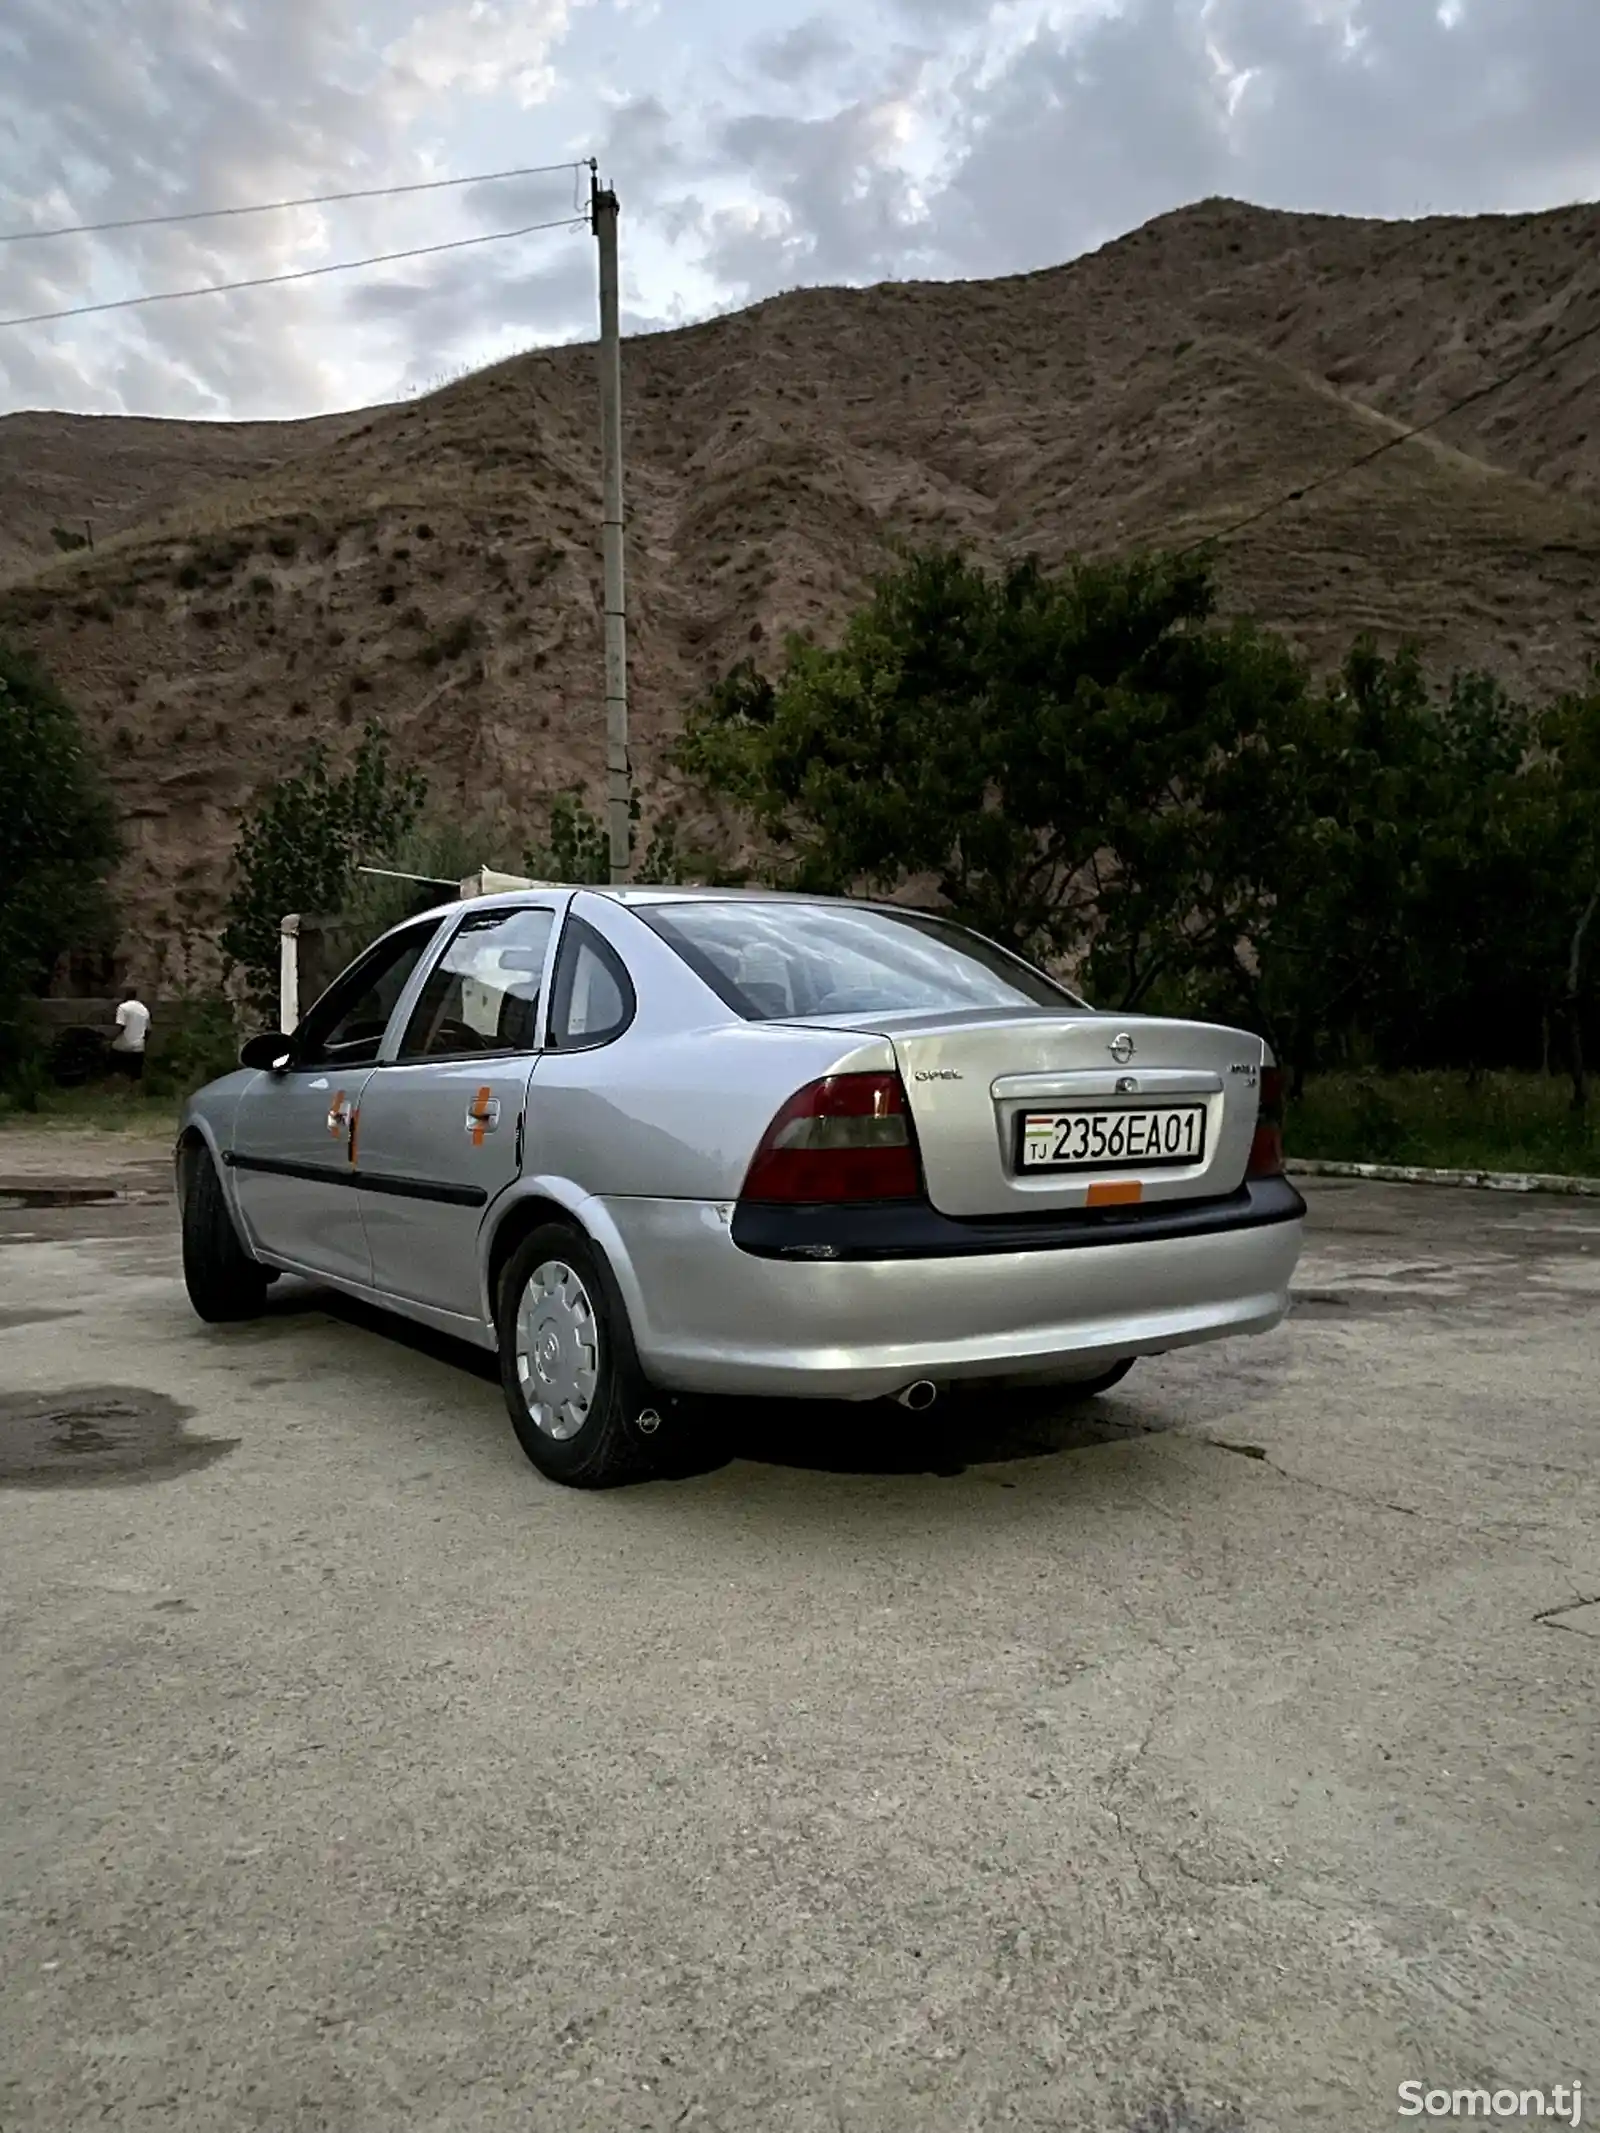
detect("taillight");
top-left (1248, 1066), bottom-right (1285, 1178)
top-left (741, 1072), bottom-right (922, 1204)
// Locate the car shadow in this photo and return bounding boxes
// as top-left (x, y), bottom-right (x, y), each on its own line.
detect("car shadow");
top-left (264, 1281), bottom-right (1175, 1482)
top-left (698, 1384), bottom-right (1172, 1479)
top-left (263, 1281), bottom-right (501, 1384)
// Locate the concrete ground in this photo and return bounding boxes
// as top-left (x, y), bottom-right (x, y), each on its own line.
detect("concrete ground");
top-left (1, 1137), bottom-right (1596, 2133)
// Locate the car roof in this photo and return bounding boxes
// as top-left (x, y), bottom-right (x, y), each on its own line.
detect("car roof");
top-left (402, 886), bottom-right (923, 926)
top-left (599, 886), bottom-right (886, 908)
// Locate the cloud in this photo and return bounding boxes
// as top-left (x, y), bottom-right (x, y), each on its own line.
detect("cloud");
top-left (698, 0), bottom-right (1600, 297)
top-left (703, 30), bottom-right (942, 296)
top-left (349, 225), bottom-right (595, 335)
top-left (928, 0), bottom-right (1600, 273)
top-left (0, 0), bottom-right (588, 417)
top-left (751, 16), bottom-right (854, 85)
top-left (0, 0), bottom-right (1597, 419)
top-left (384, 0), bottom-right (579, 111)
top-left (601, 93), bottom-right (682, 172)
top-left (881, 0), bottom-right (998, 23)
top-left (929, 0), bottom-right (1232, 276)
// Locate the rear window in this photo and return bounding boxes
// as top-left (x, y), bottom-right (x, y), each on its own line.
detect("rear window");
top-left (638, 901), bottom-right (1081, 1021)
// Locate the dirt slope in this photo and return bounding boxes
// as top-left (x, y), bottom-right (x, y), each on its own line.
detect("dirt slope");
top-left (2, 193), bottom-right (1599, 986)
top-left (0, 407), bottom-right (365, 587)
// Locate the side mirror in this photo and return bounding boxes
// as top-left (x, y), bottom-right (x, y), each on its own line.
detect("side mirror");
top-left (240, 1031), bottom-right (295, 1072)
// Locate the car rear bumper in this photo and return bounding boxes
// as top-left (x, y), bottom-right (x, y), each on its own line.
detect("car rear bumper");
top-left (590, 1185), bottom-right (1305, 1401)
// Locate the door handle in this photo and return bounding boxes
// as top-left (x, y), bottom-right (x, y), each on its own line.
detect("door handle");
top-left (465, 1091), bottom-right (501, 1142)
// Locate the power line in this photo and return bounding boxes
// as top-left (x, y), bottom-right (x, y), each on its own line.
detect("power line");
top-left (1181, 300), bottom-right (1600, 556)
top-left (0, 215), bottom-right (587, 330)
top-left (0, 161), bottom-right (587, 247)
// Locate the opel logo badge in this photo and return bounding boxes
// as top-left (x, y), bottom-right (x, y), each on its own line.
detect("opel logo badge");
top-left (1108, 1031), bottom-right (1136, 1065)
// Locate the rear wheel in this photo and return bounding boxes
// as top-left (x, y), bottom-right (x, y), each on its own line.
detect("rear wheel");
top-left (497, 1222), bottom-right (667, 1489)
top-left (180, 1145), bottom-right (270, 1323)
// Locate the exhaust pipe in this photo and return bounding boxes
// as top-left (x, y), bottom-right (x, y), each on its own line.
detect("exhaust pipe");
top-left (894, 1380), bottom-right (939, 1412)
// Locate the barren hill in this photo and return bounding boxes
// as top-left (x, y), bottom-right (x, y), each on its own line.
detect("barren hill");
top-left (3, 193), bottom-right (1599, 988)
top-left (0, 406), bottom-right (363, 586)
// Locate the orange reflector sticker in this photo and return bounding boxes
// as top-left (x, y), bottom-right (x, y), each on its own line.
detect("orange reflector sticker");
top-left (469, 1086), bottom-right (493, 1147)
top-left (1087, 1180), bottom-right (1143, 1207)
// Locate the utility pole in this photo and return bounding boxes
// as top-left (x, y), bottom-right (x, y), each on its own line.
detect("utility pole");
top-left (591, 163), bottom-right (630, 884)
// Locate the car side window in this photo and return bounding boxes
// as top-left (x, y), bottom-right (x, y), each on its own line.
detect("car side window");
top-left (294, 921), bottom-right (442, 1070)
top-left (547, 919), bottom-right (635, 1051)
top-left (397, 905), bottom-right (556, 1061)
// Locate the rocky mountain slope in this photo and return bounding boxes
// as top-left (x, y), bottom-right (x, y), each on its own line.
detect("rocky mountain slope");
top-left (2, 193), bottom-right (1598, 986)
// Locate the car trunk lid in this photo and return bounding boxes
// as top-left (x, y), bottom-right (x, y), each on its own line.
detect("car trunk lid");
top-left (797, 1008), bottom-right (1268, 1218)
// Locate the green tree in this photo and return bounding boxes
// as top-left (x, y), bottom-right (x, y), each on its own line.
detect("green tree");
top-left (1527, 672), bottom-right (1600, 1110)
top-left (675, 550), bottom-right (1590, 1109)
top-left (676, 547), bottom-right (1309, 993)
top-left (1133, 644), bottom-right (1599, 1115)
top-left (521, 786), bottom-right (710, 887)
top-left (0, 640), bottom-right (119, 1076)
top-left (336, 817), bottom-right (484, 939)
top-left (221, 722), bottom-right (427, 1019)
top-left (1382, 665), bottom-right (1541, 1075)
top-left (523, 788), bottom-right (610, 885)
top-left (1185, 645), bottom-right (1534, 1090)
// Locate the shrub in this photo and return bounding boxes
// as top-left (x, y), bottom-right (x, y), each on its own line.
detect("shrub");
top-left (0, 642), bottom-right (119, 1077)
top-left (419, 616), bottom-right (475, 665)
top-left (220, 722), bottom-right (427, 1019)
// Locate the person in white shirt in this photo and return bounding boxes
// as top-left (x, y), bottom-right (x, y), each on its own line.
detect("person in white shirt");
top-left (112, 986), bottom-right (151, 1084)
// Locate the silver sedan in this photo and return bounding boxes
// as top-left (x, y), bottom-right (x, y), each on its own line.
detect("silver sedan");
top-left (178, 889), bottom-right (1306, 1487)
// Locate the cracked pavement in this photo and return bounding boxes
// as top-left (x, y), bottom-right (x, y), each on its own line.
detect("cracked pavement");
top-left (0, 1154), bottom-right (1596, 2132)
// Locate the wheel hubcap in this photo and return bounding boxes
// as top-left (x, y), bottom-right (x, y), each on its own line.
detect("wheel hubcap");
top-left (514, 1260), bottom-right (600, 1441)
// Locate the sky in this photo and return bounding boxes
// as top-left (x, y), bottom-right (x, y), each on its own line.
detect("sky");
top-left (1, 0), bottom-right (1597, 421)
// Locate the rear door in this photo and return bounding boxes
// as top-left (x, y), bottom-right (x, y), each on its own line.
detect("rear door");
top-left (229, 918), bottom-right (445, 1283)
top-left (354, 901), bottom-right (564, 1323)
top-left (880, 1010), bottom-right (1267, 1217)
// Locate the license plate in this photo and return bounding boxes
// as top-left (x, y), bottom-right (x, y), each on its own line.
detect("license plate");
top-left (1019, 1105), bottom-right (1207, 1170)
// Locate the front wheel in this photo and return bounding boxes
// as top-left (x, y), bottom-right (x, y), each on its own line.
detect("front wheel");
top-left (497, 1222), bottom-right (668, 1489)
top-left (180, 1145), bottom-right (270, 1323)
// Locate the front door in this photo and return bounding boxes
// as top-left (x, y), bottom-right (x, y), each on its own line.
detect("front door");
top-left (355, 902), bottom-right (561, 1323)
top-left (229, 917), bottom-right (445, 1286)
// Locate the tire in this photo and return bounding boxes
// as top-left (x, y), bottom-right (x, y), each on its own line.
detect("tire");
top-left (180, 1145), bottom-right (270, 1323)
top-left (497, 1222), bottom-right (667, 1489)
